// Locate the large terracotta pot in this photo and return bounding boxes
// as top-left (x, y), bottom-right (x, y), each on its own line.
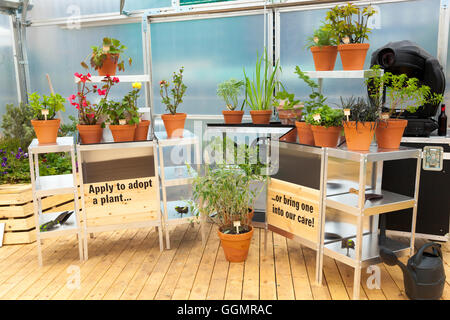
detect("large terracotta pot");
top-left (222, 110), bottom-right (244, 124)
top-left (77, 124), bottom-right (103, 144)
top-left (161, 113), bottom-right (187, 138)
top-left (311, 125), bottom-right (342, 148)
top-left (343, 121), bottom-right (376, 151)
top-left (338, 43), bottom-right (370, 70)
top-left (218, 226), bottom-right (254, 263)
top-left (31, 119), bottom-right (60, 144)
top-left (295, 121), bottom-right (315, 146)
top-left (109, 124), bottom-right (136, 142)
top-left (250, 110), bottom-right (272, 125)
top-left (376, 119), bottom-right (408, 149)
top-left (97, 53), bottom-right (119, 76)
top-left (310, 46), bottom-right (338, 71)
top-left (135, 120), bottom-right (150, 141)
top-left (277, 106), bottom-right (303, 125)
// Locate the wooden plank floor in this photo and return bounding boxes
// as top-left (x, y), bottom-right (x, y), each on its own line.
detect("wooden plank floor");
top-left (0, 224), bottom-right (448, 300)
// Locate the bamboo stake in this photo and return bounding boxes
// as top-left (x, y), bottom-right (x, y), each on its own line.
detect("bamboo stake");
top-left (46, 74), bottom-right (64, 125)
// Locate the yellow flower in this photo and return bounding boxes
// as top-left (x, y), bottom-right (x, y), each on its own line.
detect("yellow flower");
top-left (132, 82), bottom-right (142, 89)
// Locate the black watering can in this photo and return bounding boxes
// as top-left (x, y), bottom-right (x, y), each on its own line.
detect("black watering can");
top-left (380, 243), bottom-right (446, 300)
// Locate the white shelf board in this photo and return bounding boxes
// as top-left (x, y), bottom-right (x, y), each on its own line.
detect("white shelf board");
top-left (29, 137), bottom-right (74, 154)
top-left (304, 70), bottom-right (382, 79)
top-left (156, 130), bottom-right (199, 146)
top-left (35, 174), bottom-right (75, 197)
top-left (160, 166), bottom-right (197, 187)
top-left (74, 74), bottom-right (150, 84)
top-left (39, 211), bottom-right (79, 239)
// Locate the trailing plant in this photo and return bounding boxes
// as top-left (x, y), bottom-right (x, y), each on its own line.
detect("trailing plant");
top-left (217, 78), bottom-right (245, 111)
top-left (340, 96), bottom-right (379, 128)
top-left (324, 3), bottom-right (377, 44)
top-left (274, 86), bottom-right (301, 110)
top-left (295, 66), bottom-right (327, 118)
top-left (244, 51), bottom-right (280, 111)
top-left (81, 37), bottom-right (132, 72)
top-left (159, 67), bottom-right (187, 115)
top-left (306, 104), bottom-right (344, 128)
top-left (305, 24), bottom-right (337, 49)
top-left (28, 92), bottom-right (66, 120)
top-left (1, 103), bottom-right (35, 150)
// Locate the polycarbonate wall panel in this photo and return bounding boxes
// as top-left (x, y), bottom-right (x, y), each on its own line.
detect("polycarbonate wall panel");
top-left (124, 0), bottom-right (172, 11)
top-left (150, 14), bottom-right (265, 115)
top-left (279, 0), bottom-right (441, 107)
top-left (26, 23), bottom-right (144, 121)
top-left (0, 14), bottom-right (18, 117)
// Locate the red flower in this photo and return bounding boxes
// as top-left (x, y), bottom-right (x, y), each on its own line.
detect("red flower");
top-left (74, 72), bottom-right (82, 79)
top-left (87, 73), bottom-right (91, 78)
top-left (93, 85), bottom-right (97, 89)
top-left (113, 77), bottom-right (120, 84)
top-left (88, 113), bottom-right (95, 118)
top-left (97, 89), bottom-right (106, 96)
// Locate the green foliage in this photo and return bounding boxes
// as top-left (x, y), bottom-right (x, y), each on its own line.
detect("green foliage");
top-left (244, 51), bottom-right (280, 111)
top-left (217, 78), bottom-right (245, 111)
top-left (103, 100), bottom-right (139, 125)
top-left (82, 37), bottom-right (132, 72)
top-left (159, 68), bottom-right (187, 115)
top-left (295, 66), bottom-right (327, 117)
top-left (340, 96), bottom-right (379, 128)
top-left (28, 92), bottom-right (66, 120)
top-left (305, 24), bottom-right (337, 49)
top-left (274, 86), bottom-right (301, 110)
top-left (324, 3), bottom-right (377, 44)
top-left (39, 153), bottom-right (72, 176)
top-left (1, 103), bottom-right (35, 150)
top-left (306, 105), bottom-right (344, 128)
top-left (59, 115), bottom-right (79, 137)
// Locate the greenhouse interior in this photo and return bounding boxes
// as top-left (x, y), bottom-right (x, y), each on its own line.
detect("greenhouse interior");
top-left (0, 0), bottom-right (448, 305)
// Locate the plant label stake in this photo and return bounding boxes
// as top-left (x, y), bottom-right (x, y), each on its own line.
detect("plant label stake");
top-left (119, 119), bottom-right (127, 125)
top-left (41, 109), bottom-right (49, 121)
top-left (102, 45), bottom-right (110, 53)
top-left (344, 109), bottom-right (351, 122)
top-left (233, 221), bottom-right (241, 234)
top-left (313, 114), bottom-right (321, 122)
top-left (381, 113), bottom-right (390, 120)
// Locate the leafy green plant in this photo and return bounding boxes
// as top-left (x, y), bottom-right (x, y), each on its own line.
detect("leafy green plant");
top-left (217, 79), bottom-right (245, 111)
top-left (274, 87), bottom-right (301, 110)
top-left (306, 105), bottom-right (344, 127)
top-left (1, 103), bottom-right (35, 150)
top-left (295, 66), bottom-right (327, 118)
top-left (340, 96), bottom-right (379, 129)
top-left (28, 92), bottom-right (66, 120)
top-left (59, 115), bottom-right (79, 137)
top-left (103, 100), bottom-right (139, 126)
top-left (305, 24), bottom-right (337, 49)
top-left (244, 51), bottom-right (280, 111)
top-left (324, 3), bottom-right (377, 44)
top-left (159, 67), bottom-right (187, 115)
top-left (81, 37), bottom-right (132, 72)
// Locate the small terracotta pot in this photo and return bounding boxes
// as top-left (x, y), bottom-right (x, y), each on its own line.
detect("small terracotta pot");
top-left (343, 121), bottom-right (376, 151)
top-left (218, 226), bottom-right (254, 263)
top-left (376, 119), bottom-right (408, 149)
top-left (280, 128), bottom-right (297, 143)
top-left (311, 125), bottom-right (342, 148)
top-left (97, 53), bottom-right (119, 76)
top-left (277, 106), bottom-right (303, 125)
top-left (135, 120), bottom-right (150, 141)
top-left (161, 113), bottom-right (187, 138)
top-left (310, 46), bottom-right (338, 71)
top-left (250, 110), bottom-right (272, 125)
top-left (222, 110), bottom-right (244, 124)
top-left (31, 119), bottom-right (60, 144)
top-left (338, 43), bottom-right (370, 70)
top-left (77, 124), bottom-right (103, 144)
top-left (109, 124), bottom-right (136, 142)
top-left (295, 121), bottom-right (315, 146)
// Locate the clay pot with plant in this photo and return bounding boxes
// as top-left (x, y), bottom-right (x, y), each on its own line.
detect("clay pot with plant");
top-left (81, 37), bottom-right (132, 76)
top-left (160, 67), bottom-right (187, 138)
top-left (28, 92), bottom-right (66, 144)
top-left (306, 24), bottom-right (338, 71)
top-left (122, 81), bottom-right (149, 141)
top-left (324, 3), bottom-right (377, 70)
top-left (217, 78), bottom-right (245, 124)
top-left (306, 105), bottom-right (344, 148)
top-left (275, 88), bottom-right (303, 126)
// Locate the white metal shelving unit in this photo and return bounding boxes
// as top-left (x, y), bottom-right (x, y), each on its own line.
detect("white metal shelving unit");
top-left (28, 137), bottom-right (83, 266)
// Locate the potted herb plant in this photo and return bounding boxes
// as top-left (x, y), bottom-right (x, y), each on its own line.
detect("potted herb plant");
top-left (325, 3), bottom-right (377, 70)
top-left (275, 87), bottom-right (303, 125)
top-left (244, 52), bottom-right (280, 124)
top-left (306, 104), bottom-right (344, 148)
top-left (341, 96), bottom-right (378, 151)
top-left (28, 92), bottom-right (66, 144)
top-left (160, 67), bottom-right (187, 138)
top-left (306, 24), bottom-right (338, 71)
top-left (217, 78), bottom-right (245, 124)
top-left (81, 37), bottom-right (132, 76)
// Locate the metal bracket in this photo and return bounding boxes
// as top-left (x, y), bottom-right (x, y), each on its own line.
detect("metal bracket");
top-left (423, 146), bottom-right (444, 171)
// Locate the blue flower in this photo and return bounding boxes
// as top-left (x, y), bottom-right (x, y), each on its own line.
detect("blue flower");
top-left (18, 147), bottom-right (22, 153)
top-left (15, 153), bottom-right (21, 160)
top-left (2, 157), bottom-right (6, 162)
top-left (1, 163), bottom-right (6, 168)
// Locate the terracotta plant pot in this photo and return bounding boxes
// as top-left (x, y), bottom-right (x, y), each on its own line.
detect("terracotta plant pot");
top-left (109, 124), bottom-right (136, 142)
top-left (343, 121), bottom-right (376, 151)
top-left (218, 226), bottom-right (254, 263)
top-left (311, 125), bottom-right (342, 148)
top-left (222, 110), bottom-right (244, 124)
top-left (295, 121), bottom-right (315, 146)
top-left (77, 124), bottom-right (103, 144)
top-left (310, 46), bottom-right (338, 71)
top-left (250, 110), bottom-right (272, 125)
top-left (280, 128), bottom-right (297, 143)
top-left (376, 119), bottom-right (408, 149)
top-left (161, 113), bottom-right (187, 138)
top-left (135, 120), bottom-right (150, 141)
top-left (97, 53), bottom-right (119, 76)
top-left (31, 119), bottom-right (60, 144)
top-left (277, 106), bottom-right (303, 125)
top-left (338, 43), bottom-right (370, 70)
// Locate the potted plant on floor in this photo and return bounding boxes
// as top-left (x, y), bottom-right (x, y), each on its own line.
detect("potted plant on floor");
top-left (325, 3), bottom-right (377, 70)
top-left (306, 24), bottom-right (338, 71)
top-left (122, 81), bottom-right (149, 141)
top-left (217, 78), bottom-right (245, 124)
top-left (306, 104), bottom-right (344, 148)
top-left (244, 51), bottom-right (280, 124)
top-left (28, 92), bottom-right (66, 144)
top-left (160, 67), bottom-right (187, 138)
top-left (81, 37), bottom-right (132, 76)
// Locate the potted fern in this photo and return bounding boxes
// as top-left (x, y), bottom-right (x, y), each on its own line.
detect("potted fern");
top-left (306, 24), bottom-right (338, 71)
top-left (217, 79), bottom-right (245, 124)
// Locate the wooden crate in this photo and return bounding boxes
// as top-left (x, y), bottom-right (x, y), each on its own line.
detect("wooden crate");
top-left (0, 184), bottom-right (76, 245)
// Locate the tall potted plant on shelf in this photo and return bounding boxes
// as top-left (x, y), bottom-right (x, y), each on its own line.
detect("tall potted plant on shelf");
top-left (244, 51), bottom-right (280, 125)
top-left (81, 37), bottom-right (132, 76)
top-left (325, 3), bottom-right (377, 70)
top-left (122, 82), bottom-right (149, 141)
top-left (28, 92), bottom-right (66, 144)
top-left (306, 24), bottom-right (338, 71)
top-left (306, 104), bottom-right (344, 148)
top-left (160, 67), bottom-right (187, 138)
top-left (217, 78), bottom-right (245, 124)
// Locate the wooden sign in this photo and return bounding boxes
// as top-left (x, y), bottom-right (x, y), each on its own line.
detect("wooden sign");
top-left (84, 177), bottom-right (159, 227)
top-left (267, 178), bottom-right (320, 243)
